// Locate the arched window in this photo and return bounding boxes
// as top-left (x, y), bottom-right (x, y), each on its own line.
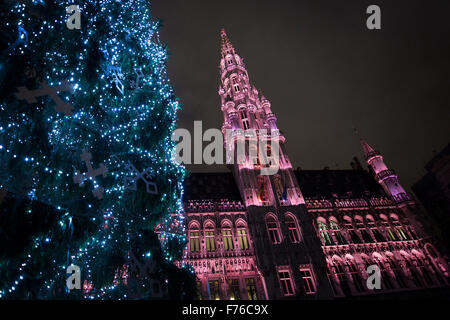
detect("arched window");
top-left (405, 258), bottom-right (423, 288)
top-left (381, 215), bottom-right (398, 241)
top-left (343, 217), bottom-right (362, 244)
top-left (366, 215), bottom-right (385, 242)
top-left (221, 220), bottom-right (234, 251)
top-left (239, 108), bottom-right (248, 122)
top-left (285, 213), bottom-right (301, 243)
top-left (257, 176), bottom-right (269, 204)
top-left (346, 256), bottom-right (365, 293)
top-left (329, 218), bottom-right (346, 245)
top-left (237, 220), bottom-right (250, 250)
top-left (204, 222), bottom-right (216, 252)
top-left (332, 257), bottom-right (351, 295)
top-left (318, 219), bottom-right (334, 245)
top-left (424, 244), bottom-right (446, 284)
top-left (390, 215), bottom-right (409, 240)
top-left (250, 144), bottom-right (260, 166)
top-left (385, 254), bottom-right (407, 288)
top-left (413, 251), bottom-right (435, 286)
top-left (355, 216), bottom-right (372, 243)
top-left (189, 222), bottom-right (200, 253)
top-left (373, 254), bottom-right (394, 290)
top-left (232, 76), bottom-right (241, 93)
top-left (266, 214), bottom-right (282, 244)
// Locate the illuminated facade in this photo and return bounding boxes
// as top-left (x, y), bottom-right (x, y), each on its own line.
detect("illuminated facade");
top-left (181, 30), bottom-right (450, 300)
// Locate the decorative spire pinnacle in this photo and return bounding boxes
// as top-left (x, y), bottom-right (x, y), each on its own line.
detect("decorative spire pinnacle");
top-left (354, 128), bottom-right (377, 159)
top-left (220, 28), bottom-right (235, 56)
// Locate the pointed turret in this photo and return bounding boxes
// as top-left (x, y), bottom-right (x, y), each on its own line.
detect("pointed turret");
top-left (354, 128), bottom-right (379, 160)
top-left (356, 131), bottom-right (409, 202)
top-left (220, 28), bottom-right (235, 57)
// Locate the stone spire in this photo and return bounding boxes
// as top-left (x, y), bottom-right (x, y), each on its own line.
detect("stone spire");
top-left (220, 28), bottom-right (235, 57)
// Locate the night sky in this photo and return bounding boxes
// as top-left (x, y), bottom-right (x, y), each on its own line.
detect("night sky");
top-left (152, 0), bottom-right (450, 191)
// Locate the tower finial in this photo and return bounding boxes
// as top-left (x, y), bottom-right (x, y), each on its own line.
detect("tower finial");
top-left (220, 28), bottom-right (235, 56)
top-left (354, 128), bottom-right (376, 160)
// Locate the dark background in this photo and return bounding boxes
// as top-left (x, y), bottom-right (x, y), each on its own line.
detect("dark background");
top-left (152, 0), bottom-right (450, 191)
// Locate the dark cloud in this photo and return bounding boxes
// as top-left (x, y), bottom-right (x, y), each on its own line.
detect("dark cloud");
top-left (152, 0), bottom-right (450, 190)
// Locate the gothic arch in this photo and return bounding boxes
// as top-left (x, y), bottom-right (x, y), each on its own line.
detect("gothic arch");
top-left (266, 213), bottom-right (282, 244)
top-left (221, 219), bottom-right (232, 228)
top-left (317, 216), bottom-right (327, 225)
top-left (285, 212), bottom-right (302, 243)
top-left (329, 216), bottom-right (339, 223)
top-left (188, 220), bottom-right (200, 230)
top-left (235, 218), bottom-right (248, 228)
top-left (203, 219), bottom-right (216, 229)
top-left (389, 213), bottom-right (400, 220)
top-left (343, 215), bottom-right (352, 223)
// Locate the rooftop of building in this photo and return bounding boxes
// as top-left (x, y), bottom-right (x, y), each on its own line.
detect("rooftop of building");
top-left (182, 167), bottom-right (387, 203)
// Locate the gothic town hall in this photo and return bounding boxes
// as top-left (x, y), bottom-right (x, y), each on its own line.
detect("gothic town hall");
top-left (178, 30), bottom-right (450, 300)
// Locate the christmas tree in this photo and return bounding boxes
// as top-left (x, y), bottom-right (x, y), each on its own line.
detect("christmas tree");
top-left (0, 0), bottom-right (195, 299)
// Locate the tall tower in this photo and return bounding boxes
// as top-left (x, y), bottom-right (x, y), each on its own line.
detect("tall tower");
top-left (219, 29), bottom-right (304, 208)
top-left (218, 29), bottom-right (333, 299)
top-left (360, 138), bottom-right (409, 202)
top-left (359, 136), bottom-right (432, 240)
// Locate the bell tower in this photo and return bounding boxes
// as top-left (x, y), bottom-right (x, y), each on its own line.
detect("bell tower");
top-left (218, 29), bottom-right (333, 299)
top-left (219, 29), bottom-right (304, 209)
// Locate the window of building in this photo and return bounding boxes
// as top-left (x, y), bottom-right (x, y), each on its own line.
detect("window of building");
top-left (228, 279), bottom-right (241, 300)
top-left (405, 259), bottom-right (423, 288)
top-left (387, 257), bottom-right (407, 288)
top-left (355, 218), bottom-right (373, 243)
top-left (246, 278), bottom-right (258, 300)
top-left (318, 220), bottom-right (334, 245)
top-left (391, 217), bottom-right (409, 240)
top-left (286, 214), bottom-right (301, 243)
top-left (239, 109), bottom-right (249, 129)
top-left (407, 226), bottom-right (418, 240)
top-left (366, 216), bottom-right (385, 242)
top-left (386, 227), bottom-right (398, 241)
top-left (344, 218), bottom-right (362, 244)
top-left (415, 256), bottom-right (434, 286)
top-left (205, 225), bottom-right (216, 252)
top-left (250, 145), bottom-right (260, 166)
top-left (189, 225), bottom-right (200, 253)
top-left (266, 215), bottom-right (281, 244)
top-left (333, 261), bottom-right (351, 295)
top-left (209, 280), bottom-right (220, 300)
top-left (258, 176), bottom-right (269, 204)
top-left (347, 260), bottom-right (365, 292)
top-left (374, 257), bottom-right (394, 290)
top-left (278, 268), bottom-right (295, 296)
top-left (237, 228), bottom-right (249, 250)
top-left (299, 266), bottom-right (317, 294)
top-left (222, 229), bottom-right (234, 251)
top-left (330, 219), bottom-right (346, 245)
